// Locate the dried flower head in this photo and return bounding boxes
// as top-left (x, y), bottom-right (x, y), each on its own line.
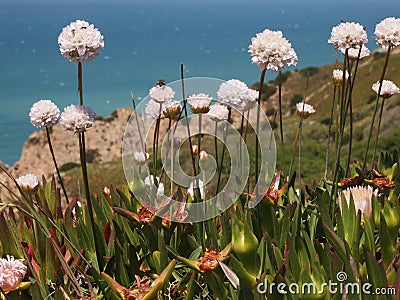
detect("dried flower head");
top-left (0, 256), bottom-right (27, 292)
top-left (217, 79), bottom-right (258, 112)
top-left (249, 29), bottom-right (298, 71)
top-left (342, 46), bottom-right (370, 61)
top-left (375, 17), bottom-right (400, 48)
top-left (191, 144), bottom-right (199, 156)
top-left (340, 186), bottom-right (377, 219)
top-left (145, 99), bottom-right (165, 120)
top-left (163, 100), bottom-right (182, 119)
top-left (207, 104), bottom-right (229, 122)
top-left (198, 248), bottom-right (223, 272)
top-left (331, 69), bottom-right (349, 85)
top-left (199, 150), bottom-right (208, 162)
top-left (372, 80), bottom-right (400, 99)
top-left (133, 151), bottom-right (149, 165)
top-left (16, 174), bottom-right (39, 191)
top-left (328, 21), bottom-right (368, 50)
top-left (29, 99), bottom-right (60, 128)
top-left (58, 19), bottom-right (104, 64)
top-left (60, 104), bottom-right (96, 133)
top-left (149, 84), bottom-right (175, 103)
top-left (187, 93), bottom-right (212, 114)
top-left (296, 102), bottom-right (316, 119)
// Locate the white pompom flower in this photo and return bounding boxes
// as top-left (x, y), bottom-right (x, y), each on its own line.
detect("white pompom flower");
top-left (342, 46), bottom-right (371, 61)
top-left (375, 17), bottom-right (400, 48)
top-left (296, 102), bottom-right (316, 119)
top-left (249, 29), bottom-right (298, 71)
top-left (16, 174), bottom-right (39, 192)
top-left (0, 256), bottom-right (27, 292)
top-left (58, 19), bottom-right (104, 64)
top-left (29, 99), bottom-right (60, 128)
top-left (328, 21), bottom-right (368, 50)
top-left (134, 151), bottom-right (149, 165)
top-left (372, 80), bottom-right (400, 99)
top-left (60, 104), bottom-right (96, 133)
top-left (217, 79), bottom-right (258, 112)
top-left (331, 69), bottom-right (349, 85)
top-left (207, 104), bottom-right (229, 122)
top-left (145, 99), bottom-right (165, 120)
top-left (187, 93), bottom-right (212, 114)
top-left (149, 84), bottom-right (175, 104)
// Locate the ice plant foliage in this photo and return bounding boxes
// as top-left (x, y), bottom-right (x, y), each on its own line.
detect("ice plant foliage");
top-left (187, 93), bottom-right (212, 114)
top-left (295, 102), bottom-right (315, 119)
top-left (16, 174), bottom-right (39, 191)
top-left (0, 256), bottom-right (27, 292)
top-left (60, 104), bottom-right (96, 133)
top-left (58, 20), bottom-right (104, 64)
top-left (375, 17), bottom-right (400, 48)
top-left (249, 29), bottom-right (298, 71)
top-left (217, 79), bottom-right (258, 112)
top-left (328, 21), bottom-right (368, 50)
top-left (340, 186), bottom-right (377, 219)
top-left (29, 100), bottom-right (60, 128)
top-left (372, 80), bottom-right (400, 99)
top-left (207, 104), bottom-right (229, 121)
top-left (149, 84), bottom-right (175, 104)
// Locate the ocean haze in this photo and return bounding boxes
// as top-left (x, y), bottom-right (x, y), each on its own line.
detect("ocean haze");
top-left (0, 0), bottom-right (399, 165)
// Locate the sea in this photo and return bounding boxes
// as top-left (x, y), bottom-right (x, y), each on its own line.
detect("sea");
top-left (1, 0), bottom-right (399, 166)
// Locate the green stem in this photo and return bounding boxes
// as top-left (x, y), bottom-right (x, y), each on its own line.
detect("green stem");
top-left (278, 71), bottom-right (286, 171)
top-left (255, 69), bottom-right (266, 191)
top-left (372, 98), bottom-right (386, 168)
top-left (325, 86), bottom-right (337, 178)
top-left (363, 45), bottom-right (391, 170)
top-left (214, 122), bottom-right (219, 168)
top-left (46, 126), bottom-right (69, 204)
top-left (78, 62), bottom-right (83, 106)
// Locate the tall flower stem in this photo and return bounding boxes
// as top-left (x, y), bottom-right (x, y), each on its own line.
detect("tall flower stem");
top-left (45, 126), bottom-right (69, 204)
top-left (277, 71), bottom-right (286, 171)
top-left (216, 109), bottom-right (231, 194)
top-left (77, 62), bottom-right (101, 270)
top-left (214, 122), bottom-right (219, 168)
top-left (372, 98), bottom-right (386, 166)
top-left (363, 45), bottom-right (391, 170)
top-left (325, 86), bottom-right (337, 178)
top-left (255, 69), bottom-right (266, 189)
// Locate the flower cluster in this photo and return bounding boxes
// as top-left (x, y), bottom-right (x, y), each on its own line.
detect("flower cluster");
top-left (29, 100), bottom-right (60, 128)
top-left (372, 80), bottom-right (400, 99)
top-left (295, 102), bottom-right (315, 119)
top-left (0, 256), bottom-right (27, 292)
top-left (163, 100), bottom-right (182, 119)
top-left (187, 93), bottom-right (212, 114)
top-left (340, 186), bottom-right (377, 219)
top-left (328, 22), bottom-right (368, 50)
top-left (145, 99), bottom-right (165, 119)
top-left (16, 174), bottom-right (39, 191)
top-left (342, 46), bottom-right (370, 61)
top-left (249, 29), bottom-right (298, 71)
top-left (134, 151), bottom-right (149, 165)
top-left (331, 69), bottom-right (349, 86)
top-left (375, 17), bottom-right (400, 48)
top-left (217, 79), bottom-right (258, 112)
top-left (207, 104), bottom-right (229, 122)
top-left (60, 104), bottom-right (96, 133)
top-left (149, 84), bottom-right (175, 103)
top-left (58, 20), bottom-right (104, 64)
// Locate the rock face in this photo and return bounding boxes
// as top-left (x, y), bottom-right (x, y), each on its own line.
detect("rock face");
top-left (0, 108), bottom-right (133, 196)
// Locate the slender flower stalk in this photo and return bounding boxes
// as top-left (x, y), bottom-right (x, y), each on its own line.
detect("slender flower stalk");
top-left (325, 84), bottom-right (338, 178)
top-left (277, 71), bottom-right (286, 170)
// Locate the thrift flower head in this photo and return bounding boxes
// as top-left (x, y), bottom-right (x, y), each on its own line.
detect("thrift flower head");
top-left (187, 93), bottom-right (212, 114)
top-left (372, 80), bottom-right (400, 99)
top-left (342, 46), bottom-right (370, 61)
top-left (163, 100), bottom-right (182, 119)
top-left (249, 29), bottom-right (298, 71)
top-left (331, 69), bottom-right (349, 85)
top-left (144, 175), bottom-right (165, 200)
top-left (29, 100), bottom-right (60, 128)
top-left (340, 185), bottom-right (377, 219)
top-left (207, 104), bottom-right (229, 122)
top-left (60, 104), bottom-right (96, 133)
top-left (375, 17), bottom-right (400, 48)
top-left (296, 102), bottom-right (315, 119)
top-left (149, 82), bottom-right (175, 103)
top-left (58, 19), bottom-right (104, 64)
top-left (217, 79), bottom-right (258, 111)
top-left (0, 256), bottom-right (27, 292)
top-left (134, 151), bottom-right (149, 165)
top-left (328, 22), bottom-right (368, 50)
top-left (16, 174), bottom-right (39, 191)
top-left (145, 99), bottom-right (165, 119)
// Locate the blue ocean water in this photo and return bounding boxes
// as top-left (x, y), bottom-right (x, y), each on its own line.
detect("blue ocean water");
top-left (1, 0), bottom-right (399, 166)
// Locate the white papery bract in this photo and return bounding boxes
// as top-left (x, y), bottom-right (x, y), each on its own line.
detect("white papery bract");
top-left (0, 256), bottom-right (27, 292)
top-left (29, 99), bottom-right (60, 128)
top-left (60, 104), bottom-right (96, 133)
top-left (249, 29), bottom-right (298, 71)
top-left (375, 17), bottom-right (400, 48)
top-left (58, 20), bottom-right (104, 64)
top-left (207, 104), bottom-right (229, 122)
top-left (217, 79), bottom-right (258, 112)
top-left (372, 80), bottom-right (400, 99)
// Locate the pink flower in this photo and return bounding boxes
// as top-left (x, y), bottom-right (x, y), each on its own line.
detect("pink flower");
top-left (0, 256), bottom-right (27, 292)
